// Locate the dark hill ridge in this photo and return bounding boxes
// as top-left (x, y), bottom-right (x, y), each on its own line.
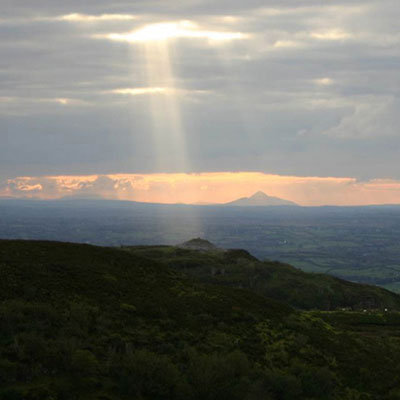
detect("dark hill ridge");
top-left (126, 242), bottom-right (400, 311)
top-left (178, 237), bottom-right (220, 251)
top-left (2, 239), bottom-right (400, 399)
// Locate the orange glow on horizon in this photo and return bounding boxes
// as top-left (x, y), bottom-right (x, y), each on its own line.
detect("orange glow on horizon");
top-left (2, 172), bottom-right (400, 206)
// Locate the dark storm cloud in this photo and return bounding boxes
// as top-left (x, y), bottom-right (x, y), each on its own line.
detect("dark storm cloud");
top-left (1, 0), bottom-right (399, 181)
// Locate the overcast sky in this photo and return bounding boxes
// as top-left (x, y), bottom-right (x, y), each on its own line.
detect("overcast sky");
top-left (1, 0), bottom-right (400, 204)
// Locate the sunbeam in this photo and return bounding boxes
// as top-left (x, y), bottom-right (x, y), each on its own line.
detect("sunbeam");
top-left (101, 20), bottom-right (248, 173)
top-left (141, 39), bottom-right (188, 172)
top-left (100, 20), bottom-right (247, 239)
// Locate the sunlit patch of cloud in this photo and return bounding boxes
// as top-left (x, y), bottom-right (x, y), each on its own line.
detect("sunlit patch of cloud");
top-left (57, 13), bottom-right (137, 23)
top-left (54, 98), bottom-right (71, 105)
top-left (110, 87), bottom-right (168, 96)
top-left (108, 87), bottom-right (212, 98)
top-left (310, 29), bottom-right (352, 40)
top-left (314, 78), bottom-right (334, 86)
top-left (216, 16), bottom-right (243, 24)
top-left (4, 177), bottom-right (43, 195)
top-left (273, 40), bottom-right (303, 48)
top-left (43, 98), bottom-right (88, 106)
top-left (96, 21), bottom-right (249, 43)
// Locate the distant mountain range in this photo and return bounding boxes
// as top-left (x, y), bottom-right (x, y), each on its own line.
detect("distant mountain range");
top-left (225, 191), bottom-right (298, 206)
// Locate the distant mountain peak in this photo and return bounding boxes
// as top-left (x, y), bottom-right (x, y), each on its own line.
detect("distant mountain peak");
top-left (226, 191), bottom-right (298, 207)
top-left (252, 191), bottom-right (270, 198)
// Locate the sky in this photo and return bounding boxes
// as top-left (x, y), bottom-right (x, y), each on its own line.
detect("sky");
top-left (1, 0), bottom-right (400, 205)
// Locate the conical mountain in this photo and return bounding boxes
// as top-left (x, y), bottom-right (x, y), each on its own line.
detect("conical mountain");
top-left (226, 191), bottom-right (298, 206)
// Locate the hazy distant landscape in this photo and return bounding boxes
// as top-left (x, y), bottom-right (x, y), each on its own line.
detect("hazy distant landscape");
top-left (2, 198), bottom-right (400, 292)
top-left (2, 0), bottom-right (400, 397)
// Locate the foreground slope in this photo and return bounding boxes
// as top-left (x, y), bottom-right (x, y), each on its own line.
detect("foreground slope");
top-left (1, 240), bottom-right (400, 399)
top-left (126, 244), bottom-right (400, 311)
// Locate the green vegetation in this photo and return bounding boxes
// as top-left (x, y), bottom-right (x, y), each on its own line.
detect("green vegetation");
top-left (125, 244), bottom-right (400, 311)
top-left (1, 240), bottom-right (400, 399)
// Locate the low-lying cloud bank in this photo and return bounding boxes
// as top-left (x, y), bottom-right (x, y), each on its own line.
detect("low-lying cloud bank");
top-left (1, 172), bottom-right (400, 206)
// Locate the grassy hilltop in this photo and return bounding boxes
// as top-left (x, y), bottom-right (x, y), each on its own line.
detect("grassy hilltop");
top-left (1, 240), bottom-right (400, 399)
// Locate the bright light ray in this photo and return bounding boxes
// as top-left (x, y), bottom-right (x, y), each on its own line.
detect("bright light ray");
top-left (137, 27), bottom-right (199, 237)
top-left (141, 40), bottom-right (188, 173)
top-left (100, 20), bottom-right (247, 240)
top-left (139, 41), bottom-right (202, 239)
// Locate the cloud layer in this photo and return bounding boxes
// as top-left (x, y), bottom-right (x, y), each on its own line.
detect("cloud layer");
top-left (1, 0), bottom-right (399, 190)
top-left (2, 173), bottom-right (400, 206)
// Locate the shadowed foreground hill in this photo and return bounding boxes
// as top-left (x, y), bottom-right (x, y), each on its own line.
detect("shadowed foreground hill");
top-left (126, 244), bottom-right (400, 311)
top-left (2, 240), bottom-right (400, 399)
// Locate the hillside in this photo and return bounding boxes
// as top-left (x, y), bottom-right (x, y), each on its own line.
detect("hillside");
top-left (177, 238), bottom-right (220, 251)
top-left (1, 240), bottom-right (400, 399)
top-left (126, 244), bottom-right (400, 311)
top-left (226, 191), bottom-right (298, 206)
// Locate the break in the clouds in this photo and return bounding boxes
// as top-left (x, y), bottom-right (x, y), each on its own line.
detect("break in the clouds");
top-left (1, 0), bottom-right (400, 198)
